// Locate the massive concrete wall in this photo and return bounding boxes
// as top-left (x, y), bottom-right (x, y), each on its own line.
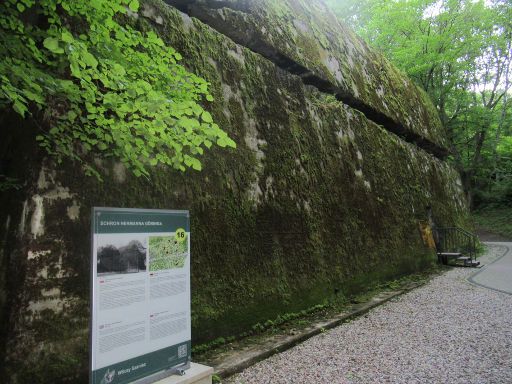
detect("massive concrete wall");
top-left (0, 1), bottom-right (468, 382)
top-left (166, 0), bottom-right (448, 156)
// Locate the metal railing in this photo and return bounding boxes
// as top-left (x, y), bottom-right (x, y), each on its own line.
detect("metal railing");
top-left (434, 227), bottom-right (478, 263)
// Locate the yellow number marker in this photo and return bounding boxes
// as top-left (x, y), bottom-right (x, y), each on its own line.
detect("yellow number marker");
top-left (175, 228), bottom-right (186, 243)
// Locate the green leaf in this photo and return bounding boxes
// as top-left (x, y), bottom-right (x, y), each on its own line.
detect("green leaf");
top-left (13, 101), bottom-right (27, 117)
top-left (61, 31), bottom-right (74, 43)
top-left (202, 111), bottom-right (213, 123)
top-left (191, 103), bottom-right (203, 116)
top-left (179, 117), bottom-right (200, 130)
top-left (129, 0), bottom-right (139, 11)
top-left (184, 155), bottom-right (202, 171)
top-left (190, 158), bottom-right (202, 171)
top-left (1, 0), bottom-right (235, 178)
top-left (225, 137), bottom-right (236, 148)
top-left (67, 110), bottom-right (77, 121)
top-left (24, 90), bottom-right (44, 104)
top-left (82, 51), bottom-right (98, 68)
top-left (217, 136), bottom-right (236, 148)
top-left (43, 37), bottom-right (64, 54)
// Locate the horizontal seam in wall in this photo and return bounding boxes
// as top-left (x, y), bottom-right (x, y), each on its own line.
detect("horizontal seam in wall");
top-left (164, 0), bottom-right (449, 161)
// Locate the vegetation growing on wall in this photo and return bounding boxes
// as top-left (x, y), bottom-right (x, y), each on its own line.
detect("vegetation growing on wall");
top-left (0, 1), bottom-right (470, 382)
top-left (0, 0), bottom-right (235, 179)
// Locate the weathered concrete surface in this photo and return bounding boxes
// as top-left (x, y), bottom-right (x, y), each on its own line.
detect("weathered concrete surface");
top-left (167, 0), bottom-right (448, 156)
top-left (0, 1), bottom-right (468, 383)
top-left (154, 363), bottom-right (214, 384)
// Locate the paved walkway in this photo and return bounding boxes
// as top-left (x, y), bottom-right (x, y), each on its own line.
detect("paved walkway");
top-left (469, 242), bottom-right (512, 295)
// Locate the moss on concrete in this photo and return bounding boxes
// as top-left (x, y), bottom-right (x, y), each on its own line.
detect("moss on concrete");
top-left (176, 0), bottom-right (447, 149)
top-left (0, 1), bottom-right (469, 382)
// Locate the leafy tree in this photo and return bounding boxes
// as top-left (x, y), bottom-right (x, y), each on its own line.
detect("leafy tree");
top-left (328, 0), bottom-right (511, 207)
top-left (0, 0), bottom-right (235, 179)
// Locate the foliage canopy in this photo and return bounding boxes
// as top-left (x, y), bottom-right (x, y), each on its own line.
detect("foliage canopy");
top-left (328, 0), bottom-right (511, 207)
top-left (0, 0), bottom-right (235, 178)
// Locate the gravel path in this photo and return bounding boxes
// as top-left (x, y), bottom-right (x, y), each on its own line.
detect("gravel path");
top-left (225, 244), bottom-right (512, 384)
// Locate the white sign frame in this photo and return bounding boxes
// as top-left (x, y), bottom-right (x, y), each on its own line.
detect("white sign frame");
top-left (90, 207), bottom-right (191, 384)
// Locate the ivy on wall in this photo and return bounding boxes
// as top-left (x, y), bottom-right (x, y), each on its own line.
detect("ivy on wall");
top-left (0, 0), bottom-right (235, 178)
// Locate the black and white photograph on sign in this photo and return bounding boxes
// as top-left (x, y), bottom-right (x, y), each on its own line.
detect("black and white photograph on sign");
top-left (149, 235), bottom-right (188, 271)
top-left (96, 234), bottom-right (147, 276)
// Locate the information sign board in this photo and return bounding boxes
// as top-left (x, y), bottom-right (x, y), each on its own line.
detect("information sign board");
top-left (90, 207), bottom-right (191, 384)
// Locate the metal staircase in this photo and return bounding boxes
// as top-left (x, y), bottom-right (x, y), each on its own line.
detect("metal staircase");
top-left (434, 227), bottom-right (480, 267)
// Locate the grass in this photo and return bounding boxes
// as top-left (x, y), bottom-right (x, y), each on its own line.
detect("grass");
top-left (472, 206), bottom-right (512, 240)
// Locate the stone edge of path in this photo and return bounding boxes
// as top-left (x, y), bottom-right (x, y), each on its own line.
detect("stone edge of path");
top-left (212, 281), bottom-right (426, 379)
top-left (467, 242), bottom-right (511, 296)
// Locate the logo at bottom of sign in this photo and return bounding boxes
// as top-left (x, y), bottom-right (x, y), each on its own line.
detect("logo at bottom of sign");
top-left (101, 368), bottom-right (116, 384)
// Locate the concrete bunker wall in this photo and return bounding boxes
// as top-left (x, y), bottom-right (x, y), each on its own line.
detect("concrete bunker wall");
top-left (166, 0), bottom-right (448, 156)
top-left (0, 1), bottom-right (468, 382)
